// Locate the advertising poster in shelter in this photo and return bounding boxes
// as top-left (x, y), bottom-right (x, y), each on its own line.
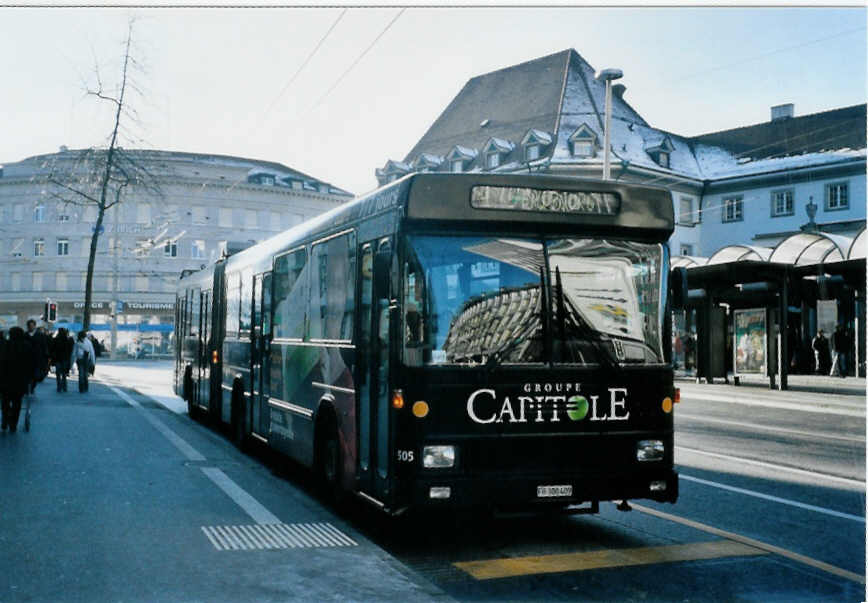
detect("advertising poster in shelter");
top-left (734, 308), bottom-right (766, 375)
top-left (817, 299), bottom-right (838, 336)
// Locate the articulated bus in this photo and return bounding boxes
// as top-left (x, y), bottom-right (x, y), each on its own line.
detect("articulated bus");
top-left (175, 173), bottom-right (684, 515)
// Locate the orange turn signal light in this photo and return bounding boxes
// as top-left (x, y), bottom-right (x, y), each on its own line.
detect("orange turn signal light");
top-left (211, 350), bottom-right (218, 364)
top-left (392, 389), bottom-right (405, 410)
top-left (412, 401), bottom-right (429, 418)
top-left (674, 388), bottom-right (681, 404)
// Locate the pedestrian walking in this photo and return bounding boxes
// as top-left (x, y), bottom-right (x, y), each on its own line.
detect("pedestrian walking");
top-left (2, 327), bottom-right (37, 433)
top-left (52, 328), bottom-right (75, 392)
top-left (830, 324), bottom-right (847, 377)
top-left (25, 319), bottom-right (49, 394)
top-left (72, 331), bottom-right (96, 393)
top-left (811, 329), bottom-right (830, 374)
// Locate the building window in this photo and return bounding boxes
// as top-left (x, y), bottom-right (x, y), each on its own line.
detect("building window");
top-left (33, 204), bottom-right (45, 223)
top-left (722, 197), bottom-right (743, 223)
top-left (525, 145), bottom-right (540, 162)
top-left (82, 237), bottom-right (92, 257)
top-left (192, 206), bottom-right (207, 224)
top-left (135, 276), bottom-right (149, 291)
top-left (57, 239), bottom-right (69, 256)
top-left (572, 140), bottom-right (594, 158)
top-left (83, 205), bottom-right (97, 222)
top-left (825, 182), bottom-right (849, 211)
top-left (32, 272), bottom-right (43, 292)
top-left (34, 238), bottom-right (45, 257)
top-left (291, 180), bottom-right (303, 190)
top-left (11, 273), bottom-right (20, 292)
top-left (135, 239), bottom-right (149, 257)
top-left (218, 208), bottom-right (233, 227)
top-left (260, 174), bottom-right (275, 186)
top-left (192, 240), bottom-right (206, 259)
top-left (245, 209), bottom-right (257, 229)
top-left (13, 204), bottom-right (24, 222)
top-left (680, 244), bottom-right (694, 256)
top-left (56, 203), bottom-right (71, 222)
top-left (164, 240), bottom-right (178, 257)
top-left (136, 203), bottom-right (151, 224)
top-left (10, 239), bottom-right (23, 257)
top-left (678, 197), bottom-right (696, 226)
top-left (771, 189), bottom-right (794, 217)
top-left (451, 159), bottom-right (463, 173)
top-left (486, 152), bottom-right (500, 169)
top-left (57, 273), bottom-right (68, 291)
top-left (270, 211), bottom-right (281, 231)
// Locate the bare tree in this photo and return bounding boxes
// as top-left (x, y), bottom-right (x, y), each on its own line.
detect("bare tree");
top-left (45, 20), bottom-right (163, 330)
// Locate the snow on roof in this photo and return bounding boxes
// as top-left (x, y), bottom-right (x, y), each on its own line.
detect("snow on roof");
top-left (696, 147), bottom-right (865, 180)
top-left (452, 145), bottom-right (478, 158)
top-left (487, 137), bottom-right (515, 152)
top-left (526, 128), bottom-right (553, 145)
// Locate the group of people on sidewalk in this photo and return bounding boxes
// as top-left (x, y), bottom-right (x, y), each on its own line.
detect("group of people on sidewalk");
top-left (0, 320), bottom-right (97, 433)
top-left (811, 324), bottom-right (852, 377)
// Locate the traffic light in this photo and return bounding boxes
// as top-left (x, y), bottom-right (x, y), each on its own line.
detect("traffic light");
top-left (45, 301), bottom-right (57, 322)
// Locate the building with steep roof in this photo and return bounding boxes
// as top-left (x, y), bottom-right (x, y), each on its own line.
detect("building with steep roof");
top-left (377, 49), bottom-right (865, 260)
top-left (0, 148), bottom-right (353, 354)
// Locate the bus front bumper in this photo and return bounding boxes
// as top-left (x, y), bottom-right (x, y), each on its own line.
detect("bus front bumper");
top-left (409, 469), bottom-right (679, 511)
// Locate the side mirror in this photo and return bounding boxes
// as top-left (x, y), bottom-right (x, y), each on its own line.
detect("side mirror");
top-left (670, 267), bottom-right (688, 310)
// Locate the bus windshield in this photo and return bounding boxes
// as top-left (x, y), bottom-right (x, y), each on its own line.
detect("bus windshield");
top-left (403, 234), bottom-right (666, 366)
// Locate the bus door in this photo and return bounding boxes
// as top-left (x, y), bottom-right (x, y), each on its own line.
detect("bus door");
top-left (357, 238), bottom-right (393, 501)
top-left (251, 273), bottom-right (272, 439)
top-left (198, 290), bottom-right (211, 408)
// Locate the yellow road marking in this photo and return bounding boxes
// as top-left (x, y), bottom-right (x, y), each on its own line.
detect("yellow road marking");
top-left (454, 540), bottom-right (766, 580)
top-left (632, 503), bottom-right (866, 585)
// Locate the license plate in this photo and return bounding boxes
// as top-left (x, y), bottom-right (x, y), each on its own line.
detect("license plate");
top-left (537, 484), bottom-right (573, 498)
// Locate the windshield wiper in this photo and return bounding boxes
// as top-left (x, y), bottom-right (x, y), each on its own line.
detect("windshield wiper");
top-left (554, 266), bottom-right (619, 370)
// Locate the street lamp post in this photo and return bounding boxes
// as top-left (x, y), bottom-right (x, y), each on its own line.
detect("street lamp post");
top-left (596, 68), bottom-right (623, 181)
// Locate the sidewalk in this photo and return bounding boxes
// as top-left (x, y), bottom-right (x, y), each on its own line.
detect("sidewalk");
top-left (676, 371), bottom-right (866, 397)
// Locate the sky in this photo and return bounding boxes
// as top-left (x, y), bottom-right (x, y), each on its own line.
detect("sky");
top-left (0, 5), bottom-right (865, 196)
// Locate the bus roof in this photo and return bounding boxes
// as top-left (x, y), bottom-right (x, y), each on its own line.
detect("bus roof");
top-left (182, 173), bottom-right (674, 282)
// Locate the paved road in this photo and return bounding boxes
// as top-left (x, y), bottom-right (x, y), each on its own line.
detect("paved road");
top-left (2, 361), bottom-right (864, 601)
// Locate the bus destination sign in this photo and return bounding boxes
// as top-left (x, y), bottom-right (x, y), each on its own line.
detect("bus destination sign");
top-left (471, 186), bottom-right (621, 216)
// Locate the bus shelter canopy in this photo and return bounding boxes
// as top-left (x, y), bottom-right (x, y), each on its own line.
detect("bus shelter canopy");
top-left (768, 232), bottom-right (852, 265)
top-left (707, 245), bottom-right (772, 265)
top-left (848, 227), bottom-right (866, 260)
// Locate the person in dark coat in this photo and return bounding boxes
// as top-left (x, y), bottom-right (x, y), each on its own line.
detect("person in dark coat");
top-left (52, 328), bottom-right (75, 392)
top-left (25, 319), bottom-right (49, 394)
top-left (811, 330), bottom-right (830, 374)
top-left (2, 327), bottom-right (36, 433)
top-left (830, 324), bottom-right (848, 377)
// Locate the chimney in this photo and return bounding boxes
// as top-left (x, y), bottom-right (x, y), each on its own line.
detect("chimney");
top-left (612, 84), bottom-right (626, 99)
top-left (771, 104), bottom-right (794, 122)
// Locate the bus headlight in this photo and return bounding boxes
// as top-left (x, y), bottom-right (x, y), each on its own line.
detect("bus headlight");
top-left (423, 445), bottom-right (456, 468)
top-left (636, 440), bottom-right (665, 462)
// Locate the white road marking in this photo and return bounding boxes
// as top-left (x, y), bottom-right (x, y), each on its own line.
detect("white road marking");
top-left (105, 382), bottom-right (284, 526)
top-left (680, 392), bottom-right (865, 418)
top-left (201, 523), bottom-right (357, 551)
top-left (200, 467), bottom-right (281, 525)
top-left (107, 384), bottom-right (206, 462)
top-left (676, 413), bottom-right (866, 443)
top-left (676, 446), bottom-right (866, 488)
top-left (680, 474), bottom-right (865, 523)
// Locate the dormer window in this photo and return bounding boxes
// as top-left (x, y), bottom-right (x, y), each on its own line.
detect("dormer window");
top-left (567, 124), bottom-right (598, 158)
top-left (482, 137), bottom-right (514, 171)
top-left (526, 145), bottom-right (540, 161)
top-left (657, 152), bottom-right (669, 168)
top-left (413, 154), bottom-right (443, 174)
top-left (447, 145), bottom-right (477, 173)
top-left (644, 135), bottom-right (675, 169)
top-left (520, 129), bottom-right (552, 164)
top-left (261, 175), bottom-right (275, 186)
